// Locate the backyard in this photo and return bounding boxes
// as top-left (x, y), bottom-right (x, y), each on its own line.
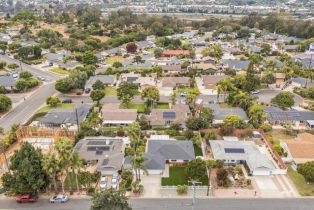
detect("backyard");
top-left (287, 166), bottom-right (314, 196)
top-left (161, 166), bottom-right (208, 186)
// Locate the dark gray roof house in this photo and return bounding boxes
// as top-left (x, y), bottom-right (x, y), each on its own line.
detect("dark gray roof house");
top-left (291, 77), bottom-right (314, 88)
top-left (0, 75), bottom-right (16, 88)
top-left (39, 104), bottom-right (91, 128)
top-left (85, 75), bottom-right (116, 89)
top-left (265, 107), bottom-right (314, 123)
top-left (144, 140), bottom-right (195, 170)
top-left (206, 104), bottom-right (248, 124)
top-left (220, 59), bottom-right (250, 71)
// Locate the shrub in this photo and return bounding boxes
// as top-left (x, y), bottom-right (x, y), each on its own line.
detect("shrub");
top-left (220, 125), bottom-right (234, 136)
top-left (259, 123), bottom-right (272, 132)
top-left (176, 185), bottom-right (188, 194)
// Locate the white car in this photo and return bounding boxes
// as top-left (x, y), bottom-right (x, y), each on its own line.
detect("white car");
top-left (49, 195), bottom-right (68, 203)
top-left (251, 90), bottom-right (260, 94)
top-left (12, 73), bottom-right (19, 78)
top-left (111, 177), bottom-right (118, 189)
top-left (99, 176), bottom-right (108, 190)
top-left (180, 92), bottom-right (188, 97)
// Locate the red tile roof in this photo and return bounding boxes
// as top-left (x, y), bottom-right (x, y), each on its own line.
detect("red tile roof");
top-left (162, 50), bottom-right (191, 56)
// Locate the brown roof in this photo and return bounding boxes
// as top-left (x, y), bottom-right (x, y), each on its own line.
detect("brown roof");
top-left (286, 133), bottom-right (314, 164)
top-left (162, 50), bottom-right (191, 56)
top-left (202, 75), bottom-right (228, 89)
top-left (274, 73), bottom-right (286, 79)
top-left (162, 77), bottom-right (190, 88)
top-left (193, 63), bottom-right (217, 70)
top-left (101, 104), bottom-right (137, 122)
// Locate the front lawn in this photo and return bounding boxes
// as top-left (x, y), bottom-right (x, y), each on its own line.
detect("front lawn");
top-left (127, 103), bottom-right (147, 113)
top-left (36, 103), bottom-right (75, 114)
top-left (105, 87), bottom-right (117, 96)
top-left (161, 166), bottom-right (208, 186)
top-left (156, 103), bottom-right (169, 109)
top-left (194, 144), bottom-right (203, 156)
top-left (50, 68), bottom-right (70, 75)
top-left (287, 166), bottom-right (314, 196)
top-left (105, 56), bottom-right (124, 64)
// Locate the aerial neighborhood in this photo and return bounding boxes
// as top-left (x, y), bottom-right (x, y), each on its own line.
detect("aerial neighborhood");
top-left (0, 3), bottom-right (313, 210)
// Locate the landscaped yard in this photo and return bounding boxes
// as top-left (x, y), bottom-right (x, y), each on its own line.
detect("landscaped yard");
top-left (161, 166), bottom-right (208, 186)
top-left (105, 56), bottom-right (124, 64)
top-left (267, 129), bottom-right (295, 145)
top-left (194, 144), bottom-right (203, 156)
top-left (156, 103), bottom-right (169, 109)
top-left (36, 103), bottom-right (75, 114)
top-left (49, 68), bottom-right (70, 75)
top-left (105, 87), bottom-right (117, 96)
top-left (287, 166), bottom-right (314, 196)
top-left (127, 103), bottom-right (147, 113)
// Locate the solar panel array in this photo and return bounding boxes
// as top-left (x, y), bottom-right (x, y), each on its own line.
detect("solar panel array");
top-left (87, 146), bottom-right (110, 152)
top-left (163, 112), bottom-right (176, 119)
top-left (224, 148), bottom-right (245, 154)
top-left (87, 140), bottom-right (112, 145)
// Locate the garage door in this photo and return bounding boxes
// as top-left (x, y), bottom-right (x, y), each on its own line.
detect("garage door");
top-left (253, 169), bottom-right (272, 176)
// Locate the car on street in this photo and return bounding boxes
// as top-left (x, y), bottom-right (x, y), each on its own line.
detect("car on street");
top-left (37, 76), bottom-right (46, 81)
top-left (16, 194), bottom-right (38, 203)
top-left (251, 90), bottom-right (261, 94)
top-left (12, 73), bottom-right (19, 78)
top-left (180, 92), bottom-right (188, 97)
top-left (84, 88), bottom-right (91, 94)
top-left (62, 98), bottom-right (72, 103)
top-left (99, 176), bottom-right (108, 190)
top-left (49, 194), bottom-right (69, 203)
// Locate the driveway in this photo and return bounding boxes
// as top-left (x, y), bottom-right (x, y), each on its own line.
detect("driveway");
top-left (141, 175), bottom-right (162, 198)
top-left (195, 77), bottom-right (217, 95)
top-left (255, 89), bottom-right (304, 106)
top-left (254, 176), bottom-right (281, 198)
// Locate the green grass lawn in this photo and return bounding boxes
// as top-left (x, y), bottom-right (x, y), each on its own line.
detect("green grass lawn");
top-left (49, 68), bottom-right (70, 75)
top-left (105, 87), bottom-right (117, 96)
top-left (127, 103), bottom-right (147, 113)
top-left (161, 166), bottom-right (208, 186)
top-left (287, 166), bottom-right (314, 196)
top-left (105, 56), bottom-right (124, 64)
top-left (175, 86), bottom-right (193, 95)
top-left (156, 103), bottom-right (169, 109)
top-left (36, 103), bottom-right (75, 114)
top-left (267, 129), bottom-right (295, 145)
top-left (194, 144), bottom-right (203, 156)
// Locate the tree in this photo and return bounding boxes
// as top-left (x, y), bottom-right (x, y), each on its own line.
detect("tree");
top-left (117, 82), bottom-right (138, 106)
top-left (70, 153), bottom-right (84, 193)
top-left (46, 96), bottom-right (61, 107)
top-left (154, 48), bottom-right (163, 58)
top-left (223, 115), bottom-right (246, 129)
top-left (199, 108), bottom-right (214, 129)
top-left (137, 115), bottom-right (151, 130)
top-left (112, 62), bottom-right (123, 68)
top-left (42, 153), bottom-right (60, 192)
top-left (2, 143), bottom-right (48, 194)
top-left (133, 55), bottom-right (143, 64)
top-left (0, 94), bottom-right (12, 112)
top-left (298, 161), bottom-right (314, 183)
top-left (90, 188), bottom-right (132, 210)
top-left (55, 137), bottom-right (73, 193)
top-left (261, 43), bottom-right (271, 56)
top-left (248, 103), bottom-right (265, 128)
top-left (19, 70), bottom-right (33, 79)
top-left (186, 158), bottom-right (207, 182)
top-left (0, 61), bottom-right (6, 70)
top-left (271, 92), bottom-right (294, 108)
top-left (126, 42), bottom-right (137, 53)
top-left (243, 62), bottom-right (259, 92)
top-left (216, 168), bottom-right (228, 187)
top-left (132, 154), bottom-right (148, 182)
top-left (90, 89), bottom-right (105, 105)
top-left (201, 45), bottom-right (223, 63)
top-left (141, 87), bottom-right (159, 109)
top-left (92, 80), bottom-right (105, 90)
top-left (82, 51), bottom-right (98, 65)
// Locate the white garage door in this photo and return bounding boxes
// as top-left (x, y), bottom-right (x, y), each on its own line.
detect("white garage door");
top-left (253, 169), bottom-right (272, 176)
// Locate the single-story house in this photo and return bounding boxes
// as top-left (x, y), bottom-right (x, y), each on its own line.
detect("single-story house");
top-left (202, 75), bottom-right (228, 89)
top-left (74, 137), bottom-right (125, 175)
top-left (291, 77), bottom-right (314, 88)
top-left (161, 64), bottom-right (182, 73)
top-left (85, 75), bottom-right (116, 90)
top-left (219, 59), bottom-right (250, 71)
top-left (284, 45), bottom-right (298, 52)
top-left (39, 104), bottom-right (91, 131)
top-left (265, 107), bottom-right (314, 128)
top-left (192, 63), bottom-right (217, 71)
top-left (283, 133), bottom-right (314, 168)
top-left (58, 60), bottom-right (82, 69)
top-left (161, 77), bottom-right (190, 88)
top-left (162, 50), bottom-right (191, 57)
top-left (0, 75), bottom-right (16, 90)
top-left (143, 140), bottom-right (195, 175)
top-left (101, 103), bottom-right (137, 126)
top-left (206, 104), bottom-right (248, 125)
top-left (133, 77), bottom-right (156, 90)
top-left (209, 140), bottom-right (275, 176)
top-left (274, 73), bottom-right (286, 88)
top-left (146, 104), bottom-right (190, 128)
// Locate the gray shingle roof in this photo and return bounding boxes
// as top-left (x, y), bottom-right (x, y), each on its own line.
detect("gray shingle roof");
top-left (291, 77), bottom-right (314, 88)
top-left (207, 104), bottom-right (248, 121)
top-left (266, 109), bottom-right (314, 121)
top-left (85, 75), bottom-right (116, 89)
top-left (144, 140), bottom-right (195, 170)
top-left (0, 75), bottom-right (16, 87)
top-left (220, 59), bottom-right (250, 71)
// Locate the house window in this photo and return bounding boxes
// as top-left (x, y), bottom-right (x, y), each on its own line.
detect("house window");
top-left (171, 160), bottom-right (177, 162)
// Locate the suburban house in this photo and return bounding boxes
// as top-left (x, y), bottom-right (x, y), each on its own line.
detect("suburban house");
top-left (192, 63), bottom-right (217, 71)
top-left (209, 140), bottom-right (275, 176)
top-left (0, 75), bottom-right (16, 90)
top-left (219, 59), bottom-right (250, 71)
top-left (265, 107), bottom-right (314, 129)
top-left (284, 45), bottom-right (298, 52)
top-left (74, 137), bottom-right (125, 176)
top-left (143, 140), bottom-right (195, 175)
top-left (85, 75), bottom-right (116, 90)
top-left (120, 72), bottom-right (141, 84)
top-left (202, 75), bottom-right (228, 89)
top-left (132, 77), bottom-right (157, 90)
top-left (274, 73), bottom-right (286, 88)
top-left (291, 77), bottom-right (314, 88)
top-left (38, 104), bottom-right (91, 131)
top-left (206, 104), bottom-right (249, 125)
top-left (101, 103), bottom-right (137, 126)
top-left (161, 77), bottom-right (190, 88)
top-left (162, 50), bottom-right (191, 57)
top-left (146, 104), bottom-right (191, 128)
top-left (45, 50), bottom-right (71, 67)
top-left (282, 133), bottom-right (314, 169)
top-left (161, 63), bottom-right (182, 73)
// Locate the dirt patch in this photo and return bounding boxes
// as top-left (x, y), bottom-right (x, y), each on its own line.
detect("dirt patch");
top-left (91, 35), bottom-right (109, 42)
top-left (32, 22), bottom-right (69, 39)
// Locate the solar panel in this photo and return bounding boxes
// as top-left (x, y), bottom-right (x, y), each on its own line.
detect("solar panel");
top-left (87, 140), bottom-right (112, 146)
top-left (87, 146), bottom-right (110, 152)
top-left (96, 150), bottom-right (103, 155)
top-left (163, 112), bottom-right (176, 119)
top-left (224, 148), bottom-right (245, 154)
top-left (127, 77), bottom-right (137, 82)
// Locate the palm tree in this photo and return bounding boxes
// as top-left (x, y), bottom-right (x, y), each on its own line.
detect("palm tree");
top-left (55, 137), bottom-right (74, 193)
top-left (132, 154), bottom-right (148, 182)
top-left (127, 122), bottom-right (142, 181)
top-left (42, 153), bottom-right (60, 193)
top-left (70, 153), bottom-right (84, 193)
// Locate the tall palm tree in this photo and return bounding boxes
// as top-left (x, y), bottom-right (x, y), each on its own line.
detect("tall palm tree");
top-left (70, 153), bottom-right (84, 193)
top-left (132, 154), bottom-right (148, 182)
top-left (42, 153), bottom-right (60, 193)
top-left (127, 122), bottom-right (142, 181)
top-left (55, 137), bottom-right (74, 193)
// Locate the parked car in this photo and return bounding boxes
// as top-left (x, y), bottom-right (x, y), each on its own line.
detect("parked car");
top-left (180, 92), bottom-right (188, 97)
top-left (99, 176), bottom-right (108, 190)
top-left (16, 194), bottom-right (38, 203)
top-left (12, 73), bottom-right (19, 78)
top-left (62, 98), bottom-right (72, 104)
top-left (49, 195), bottom-right (69, 203)
top-left (111, 177), bottom-right (118, 189)
top-left (37, 76), bottom-right (46, 81)
top-left (251, 90), bottom-right (260, 94)
top-left (84, 88), bottom-right (91, 94)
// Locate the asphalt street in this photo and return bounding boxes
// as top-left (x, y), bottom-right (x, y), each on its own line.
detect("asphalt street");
top-left (0, 198), bottom-right (314, 210)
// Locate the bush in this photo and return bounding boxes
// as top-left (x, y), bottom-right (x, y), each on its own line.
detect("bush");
top-left (259, 123), bottom-right (272, 132)
top-left (0, 94), bottom-right (12, 112)
top-left (176, 185), bottom-right (188, 194)
top-left (220, 125), bottom-right (234, 136)
top-left (87, 187), bottom-right (95, 196)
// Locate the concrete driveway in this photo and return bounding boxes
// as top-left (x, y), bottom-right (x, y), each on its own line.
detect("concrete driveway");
top-left (141, 175), bottom-right (162, 198)
top-left (254, 176), bottom-right (281, 198)
top-left (255, 89), bottom-right (304, 106)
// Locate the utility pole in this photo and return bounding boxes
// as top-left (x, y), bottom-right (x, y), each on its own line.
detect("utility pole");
top-left (188, 180), bottom-right (201, 205)
top-left (75, 107), bottom-right (80, 132)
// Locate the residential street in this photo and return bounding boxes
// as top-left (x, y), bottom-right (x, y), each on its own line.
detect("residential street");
top-left (0, 198), bottom-right (314, 210)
